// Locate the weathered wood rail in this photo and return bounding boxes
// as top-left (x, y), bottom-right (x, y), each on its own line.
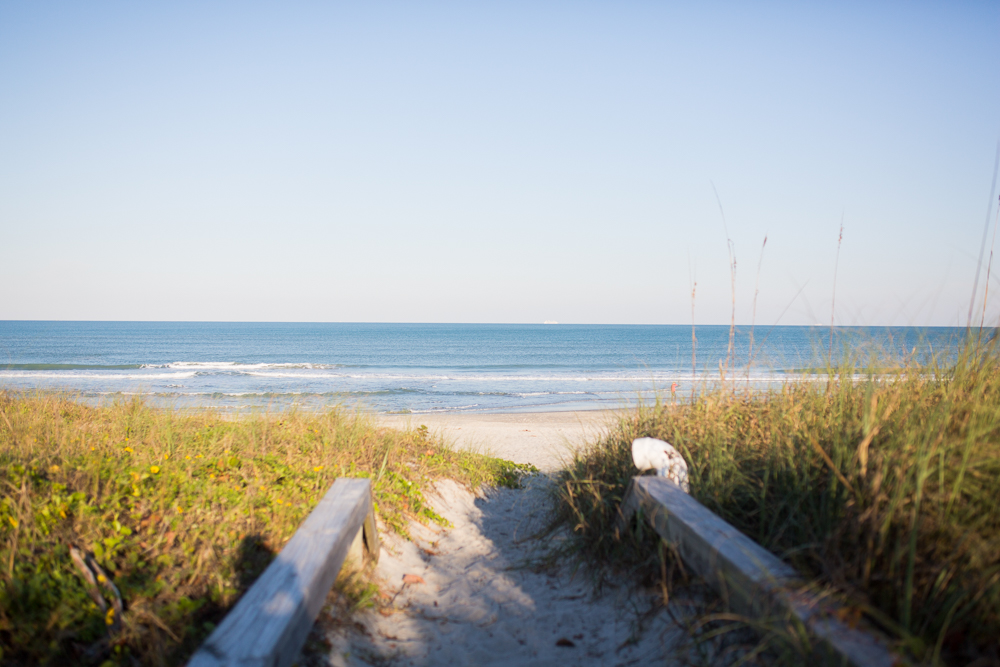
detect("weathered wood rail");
top-left (188, 478), bottom-right (379, 667)
top-left (621, 476), bottom-right (904, 667)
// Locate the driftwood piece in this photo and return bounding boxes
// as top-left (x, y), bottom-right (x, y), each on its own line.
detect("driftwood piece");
top-left (69, 543), bottom-right (124, 634)
top-left (188, 478), bottom-right (379, 667)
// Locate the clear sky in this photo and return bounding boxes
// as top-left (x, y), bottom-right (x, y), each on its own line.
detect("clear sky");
top-left (1, 1), bottom-right (998, 326)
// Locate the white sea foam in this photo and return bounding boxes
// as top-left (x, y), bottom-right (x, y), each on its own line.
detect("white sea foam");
top-left (156, 362), bottom-right (329, 370)
top-left (0, 371), bottom-right (196, 380)
top-left (243, 371), bottom-right (690, 382)
top-left (167, 391), bottom-right (307, 397)
top-left (411, 404), bottom-right (481, 413)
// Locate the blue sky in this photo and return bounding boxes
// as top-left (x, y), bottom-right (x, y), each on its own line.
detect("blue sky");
top-left (1, 1), bottom-right (998, 325)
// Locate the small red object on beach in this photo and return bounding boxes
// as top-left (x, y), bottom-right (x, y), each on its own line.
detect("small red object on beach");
top-left (402, 573), bottom-right (425, 585)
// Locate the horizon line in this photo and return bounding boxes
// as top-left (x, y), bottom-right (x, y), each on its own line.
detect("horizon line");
top-left (0, 319), bottom-right (970, 329)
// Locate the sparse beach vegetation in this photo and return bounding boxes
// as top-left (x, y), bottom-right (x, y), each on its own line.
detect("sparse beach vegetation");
top-left (0, 394), bottom-right (533, 666)
top-left (554, 336), bottom-right (1000, 666)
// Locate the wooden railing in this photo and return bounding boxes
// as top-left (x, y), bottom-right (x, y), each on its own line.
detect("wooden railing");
top-left (621, 476), bottom-right (904, 667)
top-left (188, 478), bottom-right (379, 667)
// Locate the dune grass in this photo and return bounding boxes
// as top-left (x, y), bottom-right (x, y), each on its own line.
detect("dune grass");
top-left (555, 337), bottom-right (1000, 666)
top-left (0, 393), bottom-right (534, 667)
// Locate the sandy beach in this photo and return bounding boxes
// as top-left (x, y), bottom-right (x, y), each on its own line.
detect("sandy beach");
top-left (310, 410), bottom-right (699, 666)
top-left (378, 410), bottom-right (619, 472)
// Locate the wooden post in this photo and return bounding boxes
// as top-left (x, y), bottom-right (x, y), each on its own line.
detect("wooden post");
top-left (188, 478), bottom-right (379, 667)
top-left (621, 476), bottom-right (904, 667)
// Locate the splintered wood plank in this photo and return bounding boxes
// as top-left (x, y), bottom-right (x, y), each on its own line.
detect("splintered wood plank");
top-left (189, 478), bottom-right (377, 667)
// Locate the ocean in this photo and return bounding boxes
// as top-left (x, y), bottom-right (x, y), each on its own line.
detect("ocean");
top-left (0, 322), bottom-right (967, 414)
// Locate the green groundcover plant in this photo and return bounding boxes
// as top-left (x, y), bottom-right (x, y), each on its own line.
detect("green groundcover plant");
top-left (0, 394), bottom-right (534, 666)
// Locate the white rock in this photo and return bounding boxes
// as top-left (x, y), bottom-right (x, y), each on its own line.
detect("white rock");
top-left (631, 437), bottom-right (689, 492)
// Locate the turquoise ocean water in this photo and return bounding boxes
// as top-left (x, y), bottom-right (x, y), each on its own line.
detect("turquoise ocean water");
top-left (0, 322), bottom-right (967, 413)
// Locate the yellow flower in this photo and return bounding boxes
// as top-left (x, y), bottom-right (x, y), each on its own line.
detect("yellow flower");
top-left (150, 466), bottom-right (160, 474)
top-left (124, 447), bottom-right (133, 453)
top-left (49, 465), bottom-right (60, 473)
top-left (90, 447), bottom-right (95, 452)
top-left (313, 466), bottom-right (324, 472)
top-left (176, 506), bottom-right (183, 513)
top-left (185, 455), bottom-right (191, 460)
top-left (163, 454), bottom-right (170, 460)
top-left (7, 517), bottom-right (18, 529)
top-left (105, 607), bottom-right (115, 625)
top-left (195, 454), bottom-right (203, 459)
top-left (208, 473), bottom-right (215, 479)
top-left (275, 498), bottom-right (283, 505)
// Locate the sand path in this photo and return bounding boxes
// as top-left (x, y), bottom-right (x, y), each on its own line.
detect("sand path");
top-left (321, 476), bottom-right (686, 666)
